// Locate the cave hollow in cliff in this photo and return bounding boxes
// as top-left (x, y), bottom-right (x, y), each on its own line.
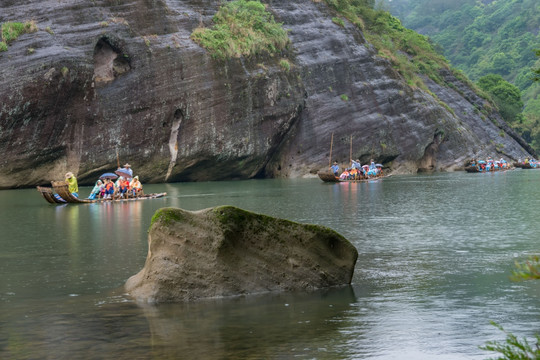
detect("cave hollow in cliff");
top-left (93, 37), bottom-right (131, 85)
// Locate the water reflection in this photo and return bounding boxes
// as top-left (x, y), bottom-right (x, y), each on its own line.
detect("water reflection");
top-left (1, 172), bottom-right (540, 359)
top-left (140, 287), bottom-right (357, 359)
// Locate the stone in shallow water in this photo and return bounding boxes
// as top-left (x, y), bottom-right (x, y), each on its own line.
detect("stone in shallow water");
top-left (125, 206), bottom-right (358, 303)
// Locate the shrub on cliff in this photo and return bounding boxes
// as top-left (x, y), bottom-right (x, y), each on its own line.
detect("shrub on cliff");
top-left (0, 21), bottom-right (38, 52)
top-left (324, 0), bottom-right (450, 88)
top-left (191, 0), bottom-right (289, 59)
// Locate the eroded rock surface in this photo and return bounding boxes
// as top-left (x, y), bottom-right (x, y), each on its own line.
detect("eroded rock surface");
top-left (125, 206), bottom-right (358, 303)
top-left (0, 0), bottom-right (533, 188)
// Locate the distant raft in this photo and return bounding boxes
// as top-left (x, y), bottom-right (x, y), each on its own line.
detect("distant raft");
top-left (465, 159), bottom-right (512, 173)
top-left (37, 181), bottom-right (166, 204)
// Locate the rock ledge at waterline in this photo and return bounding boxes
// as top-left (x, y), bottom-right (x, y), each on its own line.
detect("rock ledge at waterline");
top-left (125, 206), bottom-right (358, 303)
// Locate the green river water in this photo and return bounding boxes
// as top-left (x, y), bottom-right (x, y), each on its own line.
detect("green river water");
top-left (1, 171), bottom-right (539, 359)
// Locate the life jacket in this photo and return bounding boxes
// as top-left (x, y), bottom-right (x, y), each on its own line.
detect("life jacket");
top-left (120, 180), bottom-right (129, 191)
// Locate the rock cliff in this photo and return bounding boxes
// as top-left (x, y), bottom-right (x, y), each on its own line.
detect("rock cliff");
top-left (0, 0), bottom-right (533, 188)
top-left (125, 206), bottom-right (358, 302)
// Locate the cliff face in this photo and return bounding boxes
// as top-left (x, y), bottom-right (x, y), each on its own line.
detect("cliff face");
top-left (0, 0), bottom-right (532, 188)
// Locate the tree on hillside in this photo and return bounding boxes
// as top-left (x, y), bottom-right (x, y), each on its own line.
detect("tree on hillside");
top-left (534, 49), bottom-right (540, 82)
top-left (477, 74), bottom-right (523, 124)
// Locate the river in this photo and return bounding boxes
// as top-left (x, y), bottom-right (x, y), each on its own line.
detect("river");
top-left (1, 171), bottom-right (539, 359)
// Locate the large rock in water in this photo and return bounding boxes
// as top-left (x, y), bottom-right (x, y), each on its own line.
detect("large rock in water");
top-left (125, 206), bottom-right (358, 303)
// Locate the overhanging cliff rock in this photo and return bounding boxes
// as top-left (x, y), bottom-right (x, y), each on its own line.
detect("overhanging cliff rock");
top-left (0, 0), bottom-right (533, 188)
top-left (125, 206), bottom-right (358, 303)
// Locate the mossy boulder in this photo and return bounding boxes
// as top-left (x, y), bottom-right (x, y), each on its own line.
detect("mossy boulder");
top-left (125, 206), bottom-right (358, 303)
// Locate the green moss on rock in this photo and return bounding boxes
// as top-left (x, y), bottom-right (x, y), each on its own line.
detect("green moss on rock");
top-left (151, 207), bottom-right (185, 227)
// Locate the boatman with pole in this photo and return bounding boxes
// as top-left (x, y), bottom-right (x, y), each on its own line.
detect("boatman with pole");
top-left (65, 172), bottom-right (79, 198)
top-left (331, 161), bottom-right (340, 176)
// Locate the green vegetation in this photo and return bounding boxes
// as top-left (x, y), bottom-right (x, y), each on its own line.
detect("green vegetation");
top-left (480, 321), bottom-right (540, 359)
top-left (385, 0), bottom-right (540, 153)
top-left (0, 21), bottom-right (38, 52)
top-left (477, 74), bottom-right (523, 124)
top-left (480, 256), bottom-right (540, 359)
top-left (151, 208), bottom-right (184, 226)
top-left (279, 58), bottom-right (290, 71)
top-left (2, 21), bottom-right (37, 43)
top-left (511, 255), bottom-right (540, 281)
top-left (332, 17), bottom-right (345, 27)
top-left (385, 0), bottom-right (539, 84)
top-left (190, 0), bottom-right (289, 59)
top-left (340, 94), bottom-right (349, 101)
top-left (322, 0), bottom-right (451, 92)
top-left (534, 49), bottom-right (540, 82)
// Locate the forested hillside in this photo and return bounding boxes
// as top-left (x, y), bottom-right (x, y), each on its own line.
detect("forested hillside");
top-left (385, 0), bottom-right (540, 152)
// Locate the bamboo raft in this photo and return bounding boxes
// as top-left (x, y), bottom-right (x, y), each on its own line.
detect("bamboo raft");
top-left (37, 181), bottom-right (166, 204)
top-left (317, 171), bottom-right (386, 183)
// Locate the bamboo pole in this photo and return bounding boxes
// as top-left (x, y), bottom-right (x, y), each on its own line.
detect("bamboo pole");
top-left (349, 135), bottom-right (353, 163)
top-left (329, 132), bottom-right (334, 168)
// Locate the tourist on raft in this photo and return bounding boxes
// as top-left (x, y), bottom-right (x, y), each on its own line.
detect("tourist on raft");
top-left (88, 179), bottom-right (104, 200)
top-left (130, 176), bottom-right (143, 197)
top-left (114, 176), bottom-right (130, 198)
top-left (339, 169), bottom-right (350, 180)
top-left (351, 159), bottom-right (361, 170)
top-left (65, 172), bottom-right (78, 198)
top-left (104, 178), bottom-right (115, 199)
top-left (117, 163), bottom-right (133, 178)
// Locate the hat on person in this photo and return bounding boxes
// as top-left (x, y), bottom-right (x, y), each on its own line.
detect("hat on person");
top-left (123, 163), bottom-right (131, 167)
top-left (134, 175), bottom-right (139, 180)
top-left (65, 172), bottom-right (73, 178)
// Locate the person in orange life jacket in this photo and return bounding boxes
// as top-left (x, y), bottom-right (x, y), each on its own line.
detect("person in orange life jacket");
top-left (104, 178), bottom-right (115, 199)
top-left (115, 176), bottom-right (129, 198)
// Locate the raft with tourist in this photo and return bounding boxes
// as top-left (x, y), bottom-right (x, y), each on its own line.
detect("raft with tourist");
top-left (514, 158), bottom-right (540, 169)
top-left (465, 158), bottom-right (511, 173)
top-left (36, 167), bottom-right (166, 204)
top-left (318, 159), bottom-right (386, 183)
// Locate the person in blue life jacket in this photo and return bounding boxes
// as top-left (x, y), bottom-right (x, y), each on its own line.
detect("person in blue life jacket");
top-left (367, 159), bottom-right (378, 177)
top-left (330, 161), bottom-right (340, 176)
top-left (88, 179), bottom-right (103, 200)
top-left (351, 159), bottom-right (361, 170)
